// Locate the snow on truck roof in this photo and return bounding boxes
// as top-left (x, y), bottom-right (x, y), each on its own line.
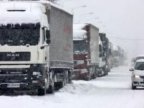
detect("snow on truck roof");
top-left (39, 0), bottom-right (72, 15)
top-left (0, 1), bottom-right (72, 24)
top-left (0, 2), bottom-right (45, 24)
top-left (0, 0), bottom-right (72, 15)
top-left (73, 23), bottom-right (99, 40)
top-left (73, 24), bottom-right (87, 41)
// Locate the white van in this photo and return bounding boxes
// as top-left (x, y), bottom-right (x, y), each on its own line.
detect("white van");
top-left (130, 59), bottom-right (144, 89)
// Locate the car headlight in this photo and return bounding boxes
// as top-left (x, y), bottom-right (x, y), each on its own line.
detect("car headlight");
top-left (134, 75), bottom-right (140, 79)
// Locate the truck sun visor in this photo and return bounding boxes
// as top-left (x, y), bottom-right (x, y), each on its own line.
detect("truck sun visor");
top-left (0, 23), bottom-right (40, 29)
top-left (7, 10), bottom-right (26, 12)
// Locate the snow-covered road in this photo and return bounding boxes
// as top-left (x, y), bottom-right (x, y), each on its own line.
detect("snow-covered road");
top-left (1, 66), bottom-right (144, 108)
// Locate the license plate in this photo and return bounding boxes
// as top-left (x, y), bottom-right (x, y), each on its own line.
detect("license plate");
top-left (7, 83), bottom-right (20, 88)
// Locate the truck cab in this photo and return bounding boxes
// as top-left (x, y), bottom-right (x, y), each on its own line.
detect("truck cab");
top-left (73, 24), bottom-right (99, 80)
top-left (0, 2), bottom-right (51, 95)
top-left (73, 39), bottom-right (90, 80)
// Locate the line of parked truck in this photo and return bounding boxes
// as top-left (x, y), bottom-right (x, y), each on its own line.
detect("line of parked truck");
top-left (0, 0), bottom-right (125, 95)
top-left (73, 24), bottom-right (126, 80)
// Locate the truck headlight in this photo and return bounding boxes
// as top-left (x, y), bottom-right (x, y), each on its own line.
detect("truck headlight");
top-left (134, 75), bottom-right (140, 79)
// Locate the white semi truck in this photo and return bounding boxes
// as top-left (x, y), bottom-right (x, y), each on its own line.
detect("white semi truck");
top-left (0, 0), bottom-right (73, 95)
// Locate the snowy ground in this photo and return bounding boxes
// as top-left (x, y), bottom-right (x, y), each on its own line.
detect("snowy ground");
top-left (1, 65), bottom-right (144, 108)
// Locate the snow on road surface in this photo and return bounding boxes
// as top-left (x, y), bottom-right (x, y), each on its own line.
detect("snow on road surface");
top-left (1, 66), bottom-right (144, 108)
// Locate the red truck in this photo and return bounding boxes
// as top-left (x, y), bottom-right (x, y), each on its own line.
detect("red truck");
top-left (73, 23), bottom-right (99, 80)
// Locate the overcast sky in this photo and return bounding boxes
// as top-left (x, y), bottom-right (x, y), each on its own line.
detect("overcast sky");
top-left (58, 0), bottom-right (144, 58)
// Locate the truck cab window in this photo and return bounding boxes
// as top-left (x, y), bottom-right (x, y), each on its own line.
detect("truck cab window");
top-left (0, 23), bottom-right (40, 46)
top-left (73, 40), bottom-right (88, 53)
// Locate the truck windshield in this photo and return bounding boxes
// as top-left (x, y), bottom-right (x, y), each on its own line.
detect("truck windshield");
top-left (0, 23), bottom-right (40, 46)
top-left (73, 40), bottom-right (88, 53)
top-left (135, 62), bottom-right (144, 70)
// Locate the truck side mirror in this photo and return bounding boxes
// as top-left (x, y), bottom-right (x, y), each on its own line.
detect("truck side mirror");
top-left (99, 45), bottom-right (102, 52)
top-left (46, 30), bottom-right (51, 44)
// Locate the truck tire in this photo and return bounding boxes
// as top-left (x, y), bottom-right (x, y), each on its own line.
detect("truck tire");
top-left (85, 73), bottom-right (91, 81)
top-left (47, 75), bottom-right (55, 94)
top-left (55, 75), bottom-right (67, 90)
top-left (38, 87), bottom-right (46, 96)
top-left (0, 90), bottom-right (3, 95)
top-left (132, 84), bottom-right (136, 90)
top-left (93, 70), bottom-right (97, 79)
top-left (103, 66), bottom-right (108, 76)
top-left (38, 81), bottom-right (47, 96)
top-left (54, 81), bottom-right (64, 90)
top-left (47, 85), bottom-right (54, 93)
top-left (68, 71), bottom-right (72, 83)
top-left (47, 71), bottom-right (55, 93)
top-left (98, 69), bottom-right (104, 77)
top-left (104, 70), bottom-right (108, 76)
top-left (54, 70), bottom-right (69, 90)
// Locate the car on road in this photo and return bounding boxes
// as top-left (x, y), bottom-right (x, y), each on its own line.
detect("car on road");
top-left (130, 59), bottom-right (144, 89)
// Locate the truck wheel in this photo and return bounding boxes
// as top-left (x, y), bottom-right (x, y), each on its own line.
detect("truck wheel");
top-left (104, 70), bottom-right (108, 76)
top-left (68, 71), bottom-right (72, 83)
top-left (98, 69), bottom-right (104, 77)
top-left (38, 88), bottom-right (46, 96)
top-left (132, 84), bottom-right (136, 90)
top-left (93, 71), bottom-right (97, 79)
top-left (54, 79), bottom-right (65, 90)
top-left (47, 77), bottom-right (55, 93)
top-left (47, 85), bottom-right (54, 94)
top-left (38, 83), bottom-right (47, 96)
top-left (0, 90), bottom-right (3, 95)
top-left (54, 82), bottom-right (60, 90)
top-left (61, 76), bottom-right (67, 87)
top-left (85, 73), bottom-right (91, 81)
top-left (54, 82), bottom-right (64, 90)
top-left (103, 67), bottom-right (108, 76)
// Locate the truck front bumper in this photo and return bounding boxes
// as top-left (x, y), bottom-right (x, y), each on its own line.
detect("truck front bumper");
top-left (0, 82), bottom-right (41, 90)
top-left (73, 69), bottom-right (89, 80)
top-left (0, 64), bottom-right (45, 90)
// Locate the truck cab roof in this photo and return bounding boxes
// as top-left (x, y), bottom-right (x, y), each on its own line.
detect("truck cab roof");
top-left (0, 2), bottom-right (46, 25)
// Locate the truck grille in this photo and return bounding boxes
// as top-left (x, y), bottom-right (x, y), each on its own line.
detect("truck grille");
top-left (0, 52), bottom-right (30, 61)
top-left (0, 69), bottom-right (29, 83)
